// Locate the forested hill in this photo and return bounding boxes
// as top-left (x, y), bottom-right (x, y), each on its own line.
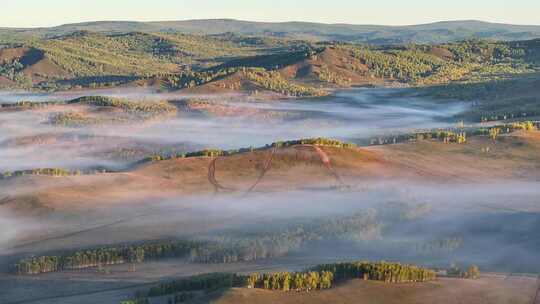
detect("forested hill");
top-left (2, 19), bottom-right (540, 44)
top-left (0, 30), bottom-right (538, 93)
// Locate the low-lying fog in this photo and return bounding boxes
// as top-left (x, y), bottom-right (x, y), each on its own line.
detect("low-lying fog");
top-left (2, 87), bottom-right (536, 274)
top-left (0, 88), bottom-right (466, 171)
top-left (1, 182), bottom-right (539, 273)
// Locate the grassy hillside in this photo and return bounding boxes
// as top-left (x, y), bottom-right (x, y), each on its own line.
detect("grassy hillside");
top-left (213, 276), bottom-right (536, 304)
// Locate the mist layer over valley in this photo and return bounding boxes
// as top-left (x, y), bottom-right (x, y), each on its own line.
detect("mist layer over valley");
top-left (1, 84), bottom-right (539, 304)
top-left (0, 88), bottom-right (464, 172)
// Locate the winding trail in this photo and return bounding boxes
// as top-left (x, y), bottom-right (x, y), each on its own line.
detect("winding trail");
top-left (294, 144), bottom-right (346, 187)
top-left (244, 147), bottom-right (277, 195)
top-left (208, 157), bottom-right (236, 193)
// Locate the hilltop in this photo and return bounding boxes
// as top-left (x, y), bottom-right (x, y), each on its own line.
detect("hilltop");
top-left (3, 130), bottom-right (540, 215)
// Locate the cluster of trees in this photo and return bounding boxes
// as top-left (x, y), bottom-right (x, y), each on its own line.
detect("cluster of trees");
top-left (0, 100), bottom-right (65, 109)
top-left (366, 130), bottom-right (467, 146)
top-left (145, 148), bottom-right (242, 162)
top-left (489, 127), bottom-right (502, 140)
top-left (128, 261), bottom-right (436, 303)
top-left (243, 68), bottom-right (326, 97)
top-left (70, 96), bottom-right (177, 117)
top-left (439, 131), bottom-right (467, 144)
top-left (0, 168), bottom-right (98, 180)
top-left (45, 96), bottom-right (177, 127)
top-left (40, 75), bottom-right (140, 91)
top-left (161, 68), bottom-right (241, 90)
top-left (14, 240), bottom-right (201, 275)
top-left (0, 59), bottom-right (33, 88)
top-left (215, 45), bottom-right (319, 71)
top-left (511, 121), bottom-right (538, 131)
top-left (315, 65), bottom-right (351, 86)
top-left (365, 120), bottom-right (539, 147)
top-left (245, 271), bottom-right (334, 291)
top-left (472, 121), bottom-right (539, 140)
top-left (0, 59), bottom-right (24, 78)
top-left (377, 121), bottom-right (538, 146)
top-left (447, 264), bottom-right (481, 279)
top-left (48, 111), bottom-right (98, 127)
top-left (346, 46), bottom-right (446, 83)
top-left (443, 40), bottom-right (528, 64)
top-left (312, 261), bottom-right (437, 283)
top-left (271, 137), bottom-right (356, 148)
top-left (366, 121), bottom-right (540, 145)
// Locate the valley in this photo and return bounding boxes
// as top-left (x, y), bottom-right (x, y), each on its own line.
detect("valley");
top-left (1, 15), bottom-right (540, 304)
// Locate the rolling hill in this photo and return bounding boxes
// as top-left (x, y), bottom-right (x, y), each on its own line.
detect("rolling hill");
top-left (1, 19), bottom-right (540, 44)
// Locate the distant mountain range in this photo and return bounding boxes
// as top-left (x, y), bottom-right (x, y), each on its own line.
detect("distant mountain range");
top-left (2, 19), bottom-right (540, 44)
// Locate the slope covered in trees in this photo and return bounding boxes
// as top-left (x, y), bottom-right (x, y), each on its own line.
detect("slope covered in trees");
top-left (1, 31), bottom-right (539, 92)
top-left (419, 72), bottom-right (540, 122)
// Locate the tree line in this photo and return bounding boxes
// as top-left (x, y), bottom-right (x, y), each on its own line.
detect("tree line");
top-left (144, 137), bottom-right (356, 163)
top-left (312, 261), bottom-right (436, 283)
top-left (243, 68), bottom-right (326, 97)
top-left (272, 137), bottom-right (356, 148)
top-left (362, 121), bottom-right (539, 146)
top-left (0, 168), bottom-right (110, 180)
top-left (69, 96), bottom-right (177, 118)
top-left (0, 100), bottom-right (65, 109)
top-left (446, 264), bottom-right (481, 279)
top-left (14, 240), bottom-right (201, 275)
top-left (125, 261), bottom-right (437, 303)
top-left (366, 129), bottom-right (467, 146)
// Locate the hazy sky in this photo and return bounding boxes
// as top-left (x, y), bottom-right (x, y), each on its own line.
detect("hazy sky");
top-left (1, 0), bottom-right (539, 28)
